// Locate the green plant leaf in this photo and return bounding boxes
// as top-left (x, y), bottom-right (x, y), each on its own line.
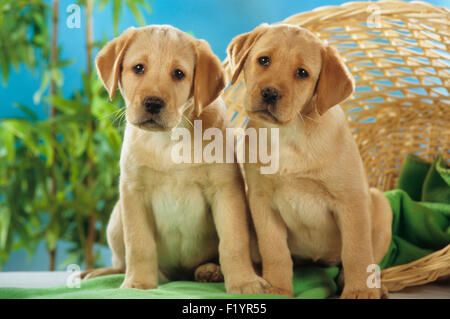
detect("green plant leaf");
top-left (0, 208), bottom-right (11, 250)
top-left (13, 103), bottom-right (38, 121)
top-left (0, 126), bottom-right (15, 162)
top-left (46, 95), bottom-right (84, 115)
top-left (126, 0), bottom-right (145, 26)
top-left (33, 70), bottom-right (51, 104)
top-left (2, 120), bottom-right (40, 155)
top-left (113, 0), bottom-right (122, 36)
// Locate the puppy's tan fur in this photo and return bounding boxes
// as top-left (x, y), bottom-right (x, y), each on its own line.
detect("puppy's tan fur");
top-left (228, 24), bottom-right (392, 299)
top-left (86, 25), bottom-right (268, 293)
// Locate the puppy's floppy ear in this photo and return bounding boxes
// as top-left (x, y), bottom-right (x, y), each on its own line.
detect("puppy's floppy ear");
top-left (315, 45), bottom-right (354, 115)
top-left (227, 24), bottom-right (268, 85)
top-left (193, 39), bottom-right (226, 117)
top-left (95, 27), bottom-right (137, 100)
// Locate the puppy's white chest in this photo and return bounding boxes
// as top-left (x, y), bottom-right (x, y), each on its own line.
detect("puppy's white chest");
top-left (151, 180), bottom-right (210, 234)
top-left (273, 181), bottom-right (342, 265)
top-left (147, 173), bottom-right (218, 277)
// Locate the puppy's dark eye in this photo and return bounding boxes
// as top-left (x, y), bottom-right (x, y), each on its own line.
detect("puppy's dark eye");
top-left (258, 56), bottom-right (270, 67)
top-left (295, 68), bottom-right (309, 79)
top-left (133, 64), bottom-right (145, 74)
top-left (172, 69), bottom-right (185, 80)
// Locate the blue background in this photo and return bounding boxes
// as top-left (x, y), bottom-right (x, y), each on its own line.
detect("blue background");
top-left (1, 0), bottom-right (448, 270)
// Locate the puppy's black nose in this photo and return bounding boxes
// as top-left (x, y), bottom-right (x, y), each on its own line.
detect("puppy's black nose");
top-left (143, 96), bottom-right (165, 114)
top-left (261, 87), bottom-right (281, 105)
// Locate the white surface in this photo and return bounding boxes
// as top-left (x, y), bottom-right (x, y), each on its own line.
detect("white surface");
top-left (0, 271), bottom-right (449, 298)
top-left (0, 271), bottom-right (70, 288)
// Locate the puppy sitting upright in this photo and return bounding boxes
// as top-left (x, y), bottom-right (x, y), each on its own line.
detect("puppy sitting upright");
top-left (86, 25), bottom-right (268, 293)
top-left (227, 24), bottom-right (392, 299)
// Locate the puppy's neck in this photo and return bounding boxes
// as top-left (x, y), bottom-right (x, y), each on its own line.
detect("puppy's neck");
top-left (247, 97), bottom-right (342, 154)
top-left (248, 103), bottom-right (320, 141)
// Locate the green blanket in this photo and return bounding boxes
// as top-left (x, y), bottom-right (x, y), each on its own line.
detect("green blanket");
top-left (1, 155), bottom-right (449, 299)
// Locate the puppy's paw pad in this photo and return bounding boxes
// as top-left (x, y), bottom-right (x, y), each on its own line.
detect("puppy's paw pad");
top-left (194, 263), bottom-right (223, 283)
top-left (228, 277), bottom-right (271, 295)
top-left (340, 288), bottom-right (381, 299)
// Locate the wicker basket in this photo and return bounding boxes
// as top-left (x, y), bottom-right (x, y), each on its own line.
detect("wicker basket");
top-left (382, 244), bottom-right (450, 291)
top-left (222, 0), bottom-right (450, 292)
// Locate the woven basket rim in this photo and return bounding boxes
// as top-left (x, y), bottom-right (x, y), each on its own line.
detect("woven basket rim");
top-left (381, 245), bottom-right (450, 291)
top-left (281, 0), bottom-right (450, 24)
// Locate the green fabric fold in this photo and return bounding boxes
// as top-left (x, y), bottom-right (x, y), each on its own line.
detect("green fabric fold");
top-left (379, 154), bottom-right (450, 268)
top-left (1, 154), bottom-right (448, 299)
top-left (0, 267), bottom-right (340, 299)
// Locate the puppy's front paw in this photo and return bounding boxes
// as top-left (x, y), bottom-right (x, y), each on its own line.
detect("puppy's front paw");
top-left (340, 287), bottom-right (381, 299)
top-left (120, 278), bottom-right (157, 290)
top-left (81, 267), bottom-right (124, 280)
top-left (227, 276), bottom-right (271, 295)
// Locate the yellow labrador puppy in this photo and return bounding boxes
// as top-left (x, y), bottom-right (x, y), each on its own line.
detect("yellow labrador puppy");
top-left (227, 24), bottom-right (392, 299)
top-left (84, 25), bottom-right (269, 293)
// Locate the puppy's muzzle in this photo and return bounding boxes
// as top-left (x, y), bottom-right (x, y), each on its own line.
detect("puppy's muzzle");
top-left (261, 87), bottom-right (281, 105)
top-left (143, 96), bottom-right (165, 115)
